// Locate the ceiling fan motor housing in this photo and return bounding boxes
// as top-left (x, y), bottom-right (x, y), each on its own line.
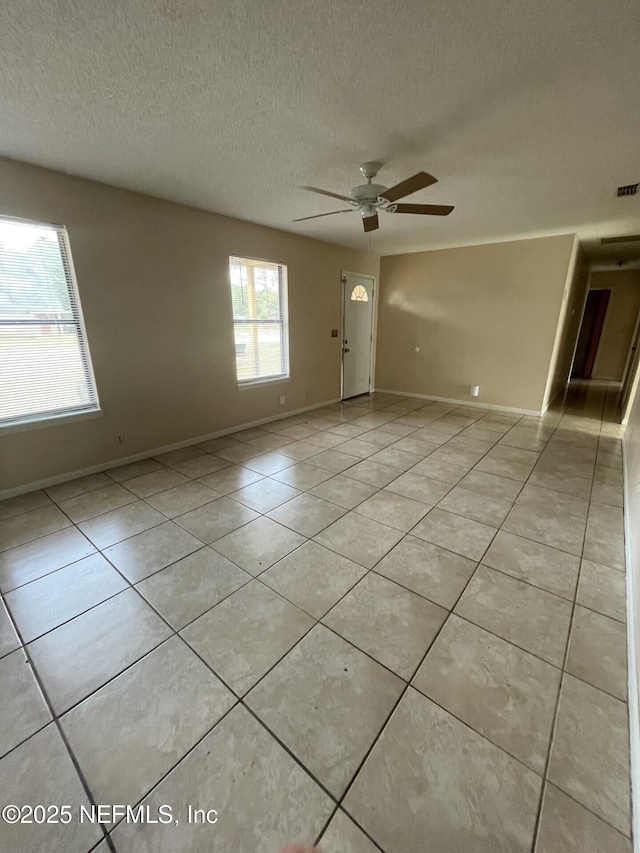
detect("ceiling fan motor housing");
top-left (350, 183), bottom-right (387, 204)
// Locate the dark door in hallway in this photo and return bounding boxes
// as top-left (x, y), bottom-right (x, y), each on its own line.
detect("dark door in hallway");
top-left (572, 289), bottom-right (611, 379)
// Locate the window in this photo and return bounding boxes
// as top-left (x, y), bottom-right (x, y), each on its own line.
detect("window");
top-left (229, 256), bottom-right (289, 384)
top-left (350, 284), bottom-right (369, 302)
top-left (0, 216), bottom-right (99, 428)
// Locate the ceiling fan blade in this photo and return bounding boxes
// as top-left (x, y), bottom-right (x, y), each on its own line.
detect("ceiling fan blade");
top-left (363, 213), bottom-right (379, 233)
top-left (380, 172), bottom-right (438, 202)
top-left (393, 203), bottom-right (454, 216)
top-left (301, 185), bottom-right (353, 203)
top-left (292, 209), bottom-right (353, 222)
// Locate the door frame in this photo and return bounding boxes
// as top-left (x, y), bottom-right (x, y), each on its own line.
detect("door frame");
top-left (582, 289), bottom-right (610, 378)
top-left (340, 270), bottom-right (378, 400)
top-left (567, 268), bottom-right (594, 382)
top-left (622, 306), bottom-right (640, 395)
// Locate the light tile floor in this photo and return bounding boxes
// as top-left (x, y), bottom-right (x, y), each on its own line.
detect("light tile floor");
top-left (0, 383), bottom-right (631, 852)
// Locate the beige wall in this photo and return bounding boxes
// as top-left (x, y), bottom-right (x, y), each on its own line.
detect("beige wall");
top-left (543, 240), bottom-right (590, 408)
top-left (375, 234), bottom-right (576, 413)
top-left (591, 270), bottom-right (640, 381)
top-left (0, 158), bottom-right (378, 493)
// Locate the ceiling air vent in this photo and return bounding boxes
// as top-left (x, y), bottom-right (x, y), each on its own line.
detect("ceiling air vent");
top-left (601, 235), bottom-right (640, 244)
top-left (617, 183), bottom-right (638, 197)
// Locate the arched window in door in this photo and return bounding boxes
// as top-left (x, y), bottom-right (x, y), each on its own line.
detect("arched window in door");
top-left (350, 285), bottom-right (369, 302)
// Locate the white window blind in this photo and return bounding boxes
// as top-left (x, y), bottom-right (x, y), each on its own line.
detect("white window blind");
top-left (229, 256), bottom-right (289, 384)
top-left (0, 217), bottom-right (99, 427)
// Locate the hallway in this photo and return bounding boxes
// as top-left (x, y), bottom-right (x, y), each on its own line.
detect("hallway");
top-left (0, 384), bottom-right (631, 852)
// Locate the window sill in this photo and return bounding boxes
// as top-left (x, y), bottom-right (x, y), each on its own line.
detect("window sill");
top-left (238, 376), bottom-right (291, 391)
top-left (0, 408), bottom-right (104, 435)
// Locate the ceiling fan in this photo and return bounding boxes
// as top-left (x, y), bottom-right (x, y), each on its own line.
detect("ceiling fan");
top-left (294, 162), bottom-right (454, 232)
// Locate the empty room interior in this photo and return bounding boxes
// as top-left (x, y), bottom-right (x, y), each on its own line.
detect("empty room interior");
top-left (1, 2), bottom-right (640, 852)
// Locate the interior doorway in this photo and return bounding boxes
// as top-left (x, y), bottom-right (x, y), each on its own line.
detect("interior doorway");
top-left (622, 310), bottom-right (640, 412)
top-left (572, 289), bottom-right (611, 379)
top-left (342, 272), bottom-right (374, 399)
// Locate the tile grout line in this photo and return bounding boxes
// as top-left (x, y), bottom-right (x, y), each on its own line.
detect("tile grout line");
top-left (39, 530), bottom-right (377, 837)
top-left (32, 452), bottom-right (483, 844)
top-left (89, 546), bottom-right (395, 838)
top-left (0, 584), bottom-right (117, 852)
top-left (315, 514), bottom-right (500, 849)
top-left (529, 384), bottom-right (630, 849)
top-left (0, 402), bottom-right (520, 562)
top-left (0, 403), bottom-right (615, 642)
top-left (0, 397), bottom-right (500, 549)
top-left (0, 401), bottom-right (563, 743)
top-left (0, 389), bottom-right (629, 850)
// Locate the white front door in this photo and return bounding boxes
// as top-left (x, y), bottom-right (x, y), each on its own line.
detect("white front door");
top-left (342, 273), bottom-right (374, 399)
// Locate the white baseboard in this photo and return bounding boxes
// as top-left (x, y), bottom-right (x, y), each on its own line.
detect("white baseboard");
top-left (374, 388), bottom-right (543, 418)
top-left (622, 442), bottom-right (640, 852)
top-left (0, 398), bottom-right (341, 500)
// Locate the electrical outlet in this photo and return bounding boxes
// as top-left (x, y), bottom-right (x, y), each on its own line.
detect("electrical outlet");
top-left (278, 395), bottom-right (285, 406)
top-left (115, 433), bottom-right (126, 446)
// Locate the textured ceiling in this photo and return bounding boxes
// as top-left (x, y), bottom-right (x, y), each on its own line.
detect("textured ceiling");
top-left (1, 0), bottom-right (639, 262)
